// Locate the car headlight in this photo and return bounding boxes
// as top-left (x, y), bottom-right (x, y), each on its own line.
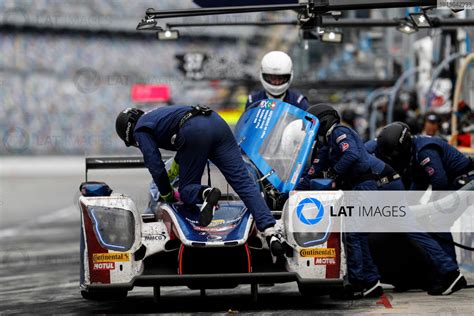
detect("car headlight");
top-left (87, 206), bottom-right (135, 251)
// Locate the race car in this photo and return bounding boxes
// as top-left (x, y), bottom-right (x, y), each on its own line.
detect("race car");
top-left (78, 100), bottom-right (347, 301)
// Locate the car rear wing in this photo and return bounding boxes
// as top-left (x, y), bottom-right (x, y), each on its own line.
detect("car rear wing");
top-left (85, 156), bottom-right (172, 181)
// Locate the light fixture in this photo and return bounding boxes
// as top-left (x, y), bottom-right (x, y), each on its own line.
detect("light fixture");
top-left (321, 29), bottom-right (343, 43)
top-left (397, 19), bottom-right (417, 35)
top-left (157, 29), bottom-right (180, 40)
top-left (409, 12), bottom-right (432, 28)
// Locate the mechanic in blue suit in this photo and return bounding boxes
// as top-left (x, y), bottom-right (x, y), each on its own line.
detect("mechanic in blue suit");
top-left (297, 104), bottom-right (387, 299)
top-left (245, 51), bottom-right (308, 111)
top-left (367, 122), bottom-right (471, 295)
top-left (115, 106), bottom-right (284, 255)
top-left (367, 122), bottom-right (474, 191)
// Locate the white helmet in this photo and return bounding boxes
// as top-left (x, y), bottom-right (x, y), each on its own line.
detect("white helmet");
top-left (260, 51), bottom-right (293, 97)
top-left (280, 119), bottom-right (305, 156)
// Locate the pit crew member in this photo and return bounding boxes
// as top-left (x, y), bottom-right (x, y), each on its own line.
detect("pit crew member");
top-left (115, 106), bottom-right (284, 255)
top-left (245, 51), bottom-right (308, 111)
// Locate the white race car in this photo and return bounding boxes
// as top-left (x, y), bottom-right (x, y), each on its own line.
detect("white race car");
top-left (78, 100), bottom-right (346, 301)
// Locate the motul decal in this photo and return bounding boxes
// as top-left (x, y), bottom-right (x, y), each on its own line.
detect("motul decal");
top-left (314, 257), bottom-right (337, 265)
top-left (93, 262), bottom-right (115, 271)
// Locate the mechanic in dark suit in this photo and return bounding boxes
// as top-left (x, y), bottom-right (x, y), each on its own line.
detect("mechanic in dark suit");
top-left (115, 106), bottom-right (284, 254)
top-left (245, 51), bottom-right (308, 111)
top-left (366, 122), bottom-right (471, 295)
top-left (297, 104), bottom-right (390, 299)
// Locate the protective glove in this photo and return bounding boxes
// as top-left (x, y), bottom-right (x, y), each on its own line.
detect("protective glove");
top-left (160, 189), bottom-right (180, 203)
top-left (264, 227), bottom-right (285, 257)
top-left (167, 159), bottom-right (180, 184)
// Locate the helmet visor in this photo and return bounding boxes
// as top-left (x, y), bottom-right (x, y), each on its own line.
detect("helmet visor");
top-left (262, 73), bottom-right (291, 86)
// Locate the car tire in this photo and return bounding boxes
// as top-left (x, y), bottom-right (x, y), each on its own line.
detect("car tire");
top-left (81, 289), bottom-right (128, 301)
top-left (298, 284), bottom-right (328, 297)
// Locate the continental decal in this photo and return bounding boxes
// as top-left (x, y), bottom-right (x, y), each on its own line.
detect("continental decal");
top-left (299, 248), bottom-right (336, 258)
top-left (93, 253), bottom-right (130, 263)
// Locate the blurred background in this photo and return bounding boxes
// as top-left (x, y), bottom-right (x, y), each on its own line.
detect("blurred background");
top-left (0, 0), bottom-right (472, 157)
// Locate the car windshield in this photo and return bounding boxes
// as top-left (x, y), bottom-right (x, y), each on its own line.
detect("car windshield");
top-left (258, 112), bottom-right (308, 183)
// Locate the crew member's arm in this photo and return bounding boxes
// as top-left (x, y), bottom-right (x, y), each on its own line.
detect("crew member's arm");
top-left (417, 147), bottom-right (449, 190)
top-left (365, 139), bottom-right (377, 154)
top-left (134, 131), bottom-right (172, 196)
top-left (244, 94), bottom-right (253, 111)
top-left (332, 129), bottom-right (359, 175)
top-left (298, 95), bottom-right (309, 111)
top-left (296, 145), bottom-right (329, 190)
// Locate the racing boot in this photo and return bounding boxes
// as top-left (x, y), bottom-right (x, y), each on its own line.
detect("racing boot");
top-left (330, 282), bottom-right (363, 300)
top-left (428, 269), bottom-right (467, 295)
top-left (362, 280), bottom-right (384, 298)
top-left (199, 187), bottom-right (221, 227)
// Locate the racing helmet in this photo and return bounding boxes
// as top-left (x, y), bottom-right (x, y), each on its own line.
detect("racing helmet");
top-left (280, 119), bottom-right (305, 155)
top-left (376, 122), bottom-right (412, 167)
top-left (115, 107), bottom-right (144, 147)
top-left (260, 51), bottom-right (293, 98)
top-left (307, 104), bottom-right (340, 142)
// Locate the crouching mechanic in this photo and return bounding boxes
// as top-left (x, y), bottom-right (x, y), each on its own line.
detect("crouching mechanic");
top-left (297, 104), bottom-right (391, 299)
top-left (245, 51), bottom-right (308, 111)
top-left (366, 122), bottom-right (471, 295)
top-left (115, 106), bottom-right (284, 256)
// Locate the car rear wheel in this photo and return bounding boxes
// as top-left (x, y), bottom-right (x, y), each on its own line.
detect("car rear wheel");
top-left (298, 284), bottom-right (329, 297)
top-left (81, 289), bottom-right (128, 301)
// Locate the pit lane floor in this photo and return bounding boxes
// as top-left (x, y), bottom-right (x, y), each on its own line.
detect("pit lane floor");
top-left (1, 157), bottom-right (473, 314)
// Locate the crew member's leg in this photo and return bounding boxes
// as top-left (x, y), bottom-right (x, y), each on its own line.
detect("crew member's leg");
top-left (208, 113), bottom-right (276, 231)
top-left (176, 120), bottom-right (212, 205)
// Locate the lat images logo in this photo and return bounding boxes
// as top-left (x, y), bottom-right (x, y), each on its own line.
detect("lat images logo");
top-left (296, 197), bottom-right (324, 225)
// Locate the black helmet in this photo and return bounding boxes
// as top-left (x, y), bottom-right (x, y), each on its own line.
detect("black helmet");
top-left (307, 104), bottom-right (341, 140)
top-left (116, 108), bottom-right (144, 147)
top-left (376, 122), bottom-right (412, 166)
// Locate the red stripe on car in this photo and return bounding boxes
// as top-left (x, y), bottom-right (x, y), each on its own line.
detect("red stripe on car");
top-left (81, 202), bottom-right (110, 284)
top-left (325, 232), bottom-right (341, 279)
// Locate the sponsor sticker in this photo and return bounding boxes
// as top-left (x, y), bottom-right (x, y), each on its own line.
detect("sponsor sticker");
top-left (314, 257), bottom-right (336, 265)
top-left (299, 248), bottom-right (336, 258)
top-left (208, 219), bottom-right (225, 227)
top-left (93, 253), bottom-right (130, 263)
top-left (143, 234), bottom-right (166, 241)
top-left (340, 142), bottom-right (349, 152)
top-left (336, 134), bottom-right (347, 143)
top-left (259, 100), bottom-right (277, 110)
top-left (420, 157), bottom-right (431, 166)
top-left (426, 166), bottom-right (435, 176)
top-left (291, 163), bottom-right (303, 184)
top-left (93, 262), bottom-right (115, 270)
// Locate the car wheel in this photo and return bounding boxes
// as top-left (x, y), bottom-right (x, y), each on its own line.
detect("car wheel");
top-left (81, 289), bottom-right (128, 301)
top-left (298, 284), bottom-right (328, 297)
